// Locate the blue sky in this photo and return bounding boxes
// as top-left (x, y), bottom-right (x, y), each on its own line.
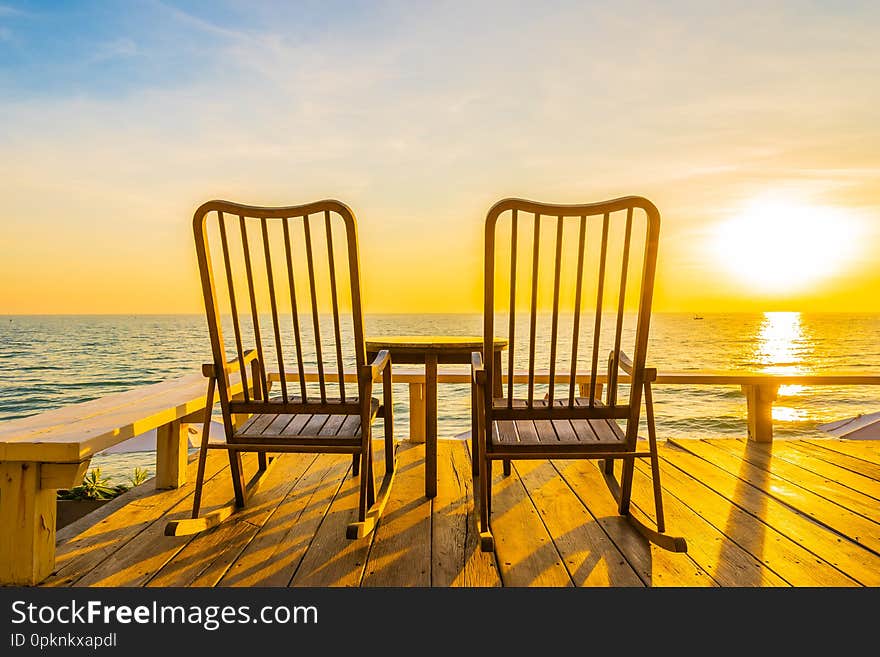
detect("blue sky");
top-left (1, 2), bottom-right (387, 96)
top-left (1, 1), bottom-right (879, 312)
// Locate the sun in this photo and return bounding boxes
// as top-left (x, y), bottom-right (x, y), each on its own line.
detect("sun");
top-left (711, 196), bottom-right (861, 293)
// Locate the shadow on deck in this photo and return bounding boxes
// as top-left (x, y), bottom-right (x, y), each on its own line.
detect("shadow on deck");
top-left (44, 438), bottom-right (880, 587)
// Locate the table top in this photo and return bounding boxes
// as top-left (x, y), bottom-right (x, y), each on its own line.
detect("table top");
top-left (365, 335), bottom-right (508, 352)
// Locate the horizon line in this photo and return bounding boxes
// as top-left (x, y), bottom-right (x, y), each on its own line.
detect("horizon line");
top-left (3, 310), bottom-right (879, 317)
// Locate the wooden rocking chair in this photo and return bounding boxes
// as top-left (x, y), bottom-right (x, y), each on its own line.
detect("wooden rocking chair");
top-left (166, 199), bottom-right (395, 539)
top-left (471, 196), bottom-right (686, 553)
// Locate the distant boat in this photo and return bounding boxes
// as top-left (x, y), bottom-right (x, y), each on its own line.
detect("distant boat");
top-left (693, 315), bottom-right (704, 320)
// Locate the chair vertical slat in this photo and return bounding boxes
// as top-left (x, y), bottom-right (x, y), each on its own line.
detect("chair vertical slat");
top-left (589, 212), bottom-right (610, 408)
top-left (609, 207), bottom-right (634, 406)
top-left (261, 218), bottom-right (288, 403)
top-left (506, 209), bottom-right (518, 407)
top-left (282, 217), bottom-right (308, 403)
top-left (527, 213), bottom-right (541, 407)
top-left (302, 214), bottom-right (327, 403)
top-left (218, 211), bottom-right (250, 403)
top-left (325, 211), bottom-right (346, 402)
top-left (239, 215), bottom-right (269, 399)
top-left (568, 216), bottom-right (587, 407)
top-left (547, 216), bottom-right (564, 405)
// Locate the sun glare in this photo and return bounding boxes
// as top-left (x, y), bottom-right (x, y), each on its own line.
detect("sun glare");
top-left (711, 197), bottom-right (860, 293)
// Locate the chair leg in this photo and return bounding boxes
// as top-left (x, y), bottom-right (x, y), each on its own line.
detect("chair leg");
top-left (471, 385), bottom-right (479, 477)
top-left (357, 450), bottom-right (369, 522)
top-left (228, 450), bottom-right (247, 508)
top-left (352, 453), bottom-right (360, 477)
top-left (603, 458), bottom-right (614, 475)
top-left (345, 436), bottom-right (398, 540)
top-left (502, 458), bottom-right (511, 476)
top-left (477, 457), bottom-right (496, 551)
top-left (618, 456), bottom-right (635, 516)
top-left (645, 382), bottom-right (665, 533)
top-left (366, 444), bottom-right (376, 508)
top-left (191, 377), bottom-right (215, 519)
top-left (384, 435), bottom-right (395, 474)
top-left (485, 459), bottom-right (493, 520)
top-left (480, 462), bottom-right (489, 534)
top-left (383, 368), bottom-right (394, 474)
top-left (257, 452), bottom-right (268, 471)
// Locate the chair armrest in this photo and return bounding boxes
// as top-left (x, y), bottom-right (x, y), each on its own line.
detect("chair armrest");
top-left (471, 351), bottom-right (487, 386)
top-left (612, 350), bottom-right (657, 382)
top-left (361, 349), bottom-right (391, 383)
top-left (617, 350), bottom-right (634, 374)
top-left (202, 349), bottom-right (258, 378)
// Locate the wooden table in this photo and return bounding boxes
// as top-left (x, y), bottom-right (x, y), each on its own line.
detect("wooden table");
top-left (366, 336), bottom-right (507, 498)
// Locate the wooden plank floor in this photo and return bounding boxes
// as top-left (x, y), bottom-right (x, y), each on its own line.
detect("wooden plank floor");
top-left (43, 437), bottom-right (880, 587)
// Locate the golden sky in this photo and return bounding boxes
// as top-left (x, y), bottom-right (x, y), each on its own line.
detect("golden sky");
top-left (1, 2), bottom-right (879, 314)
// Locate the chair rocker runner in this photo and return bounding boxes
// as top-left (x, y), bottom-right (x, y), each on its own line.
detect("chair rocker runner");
top-left (165, 199), bottom-right (396, 540)
top-left (470, 196), bottom-right (687, 554)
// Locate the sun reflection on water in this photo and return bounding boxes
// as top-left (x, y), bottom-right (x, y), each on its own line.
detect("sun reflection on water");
top-left (755, 311), bottom-right (811, 421)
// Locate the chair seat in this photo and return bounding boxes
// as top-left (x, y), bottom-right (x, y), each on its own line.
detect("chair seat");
top-left (490, 417), bottom-right (626, 450)
top-left (211, 397), bottom-right (380, 447)
top-left (489, 398), bottom-right (627, 452)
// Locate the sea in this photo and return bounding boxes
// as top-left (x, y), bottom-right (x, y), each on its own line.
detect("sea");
top-left (1, 312), bottom-right (878, 486)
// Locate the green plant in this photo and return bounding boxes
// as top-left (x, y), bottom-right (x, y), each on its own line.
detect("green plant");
top-left (128, 467), bottom-right (149, 488)
top-left (57, 468), bottom-right (124, 501)
top-left (57, 466), bottom-right (152, 501)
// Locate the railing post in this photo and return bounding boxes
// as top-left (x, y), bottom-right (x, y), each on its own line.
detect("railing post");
top-left (409, 382), bottom-right (426, 442)
top-left (155, 419), bottom-right (189, 489)
top-left (741, 383), bottom-right (779, 443)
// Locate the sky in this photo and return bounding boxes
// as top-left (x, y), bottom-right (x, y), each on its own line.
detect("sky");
top-left (1, 0), bottom-right (879, 314)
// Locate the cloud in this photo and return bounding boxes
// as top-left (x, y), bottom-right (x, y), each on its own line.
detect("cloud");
top-left (90, 37), bottom-right (139, 62)
top-left (152, 0), bottom-right (252, 42)
top-left (0, 5), bottom-right (25, 17)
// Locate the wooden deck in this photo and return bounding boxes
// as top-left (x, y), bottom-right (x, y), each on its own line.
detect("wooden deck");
top-left (43, 437), bottom-right (880, 587)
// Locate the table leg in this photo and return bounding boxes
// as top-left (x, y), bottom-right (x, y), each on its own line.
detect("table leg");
top-left (425, 353), bottom-right (438, 498)
top-left (408, 383), bottom-right (426, 442)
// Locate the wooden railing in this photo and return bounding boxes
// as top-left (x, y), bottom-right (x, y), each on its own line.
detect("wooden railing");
top-left (270, 368), bottom-right (880, 443)
top-left (1, 364), bottom-right (878, 585)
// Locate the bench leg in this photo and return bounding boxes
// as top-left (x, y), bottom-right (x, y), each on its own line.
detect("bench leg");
top-left (741, 384), bottom-right (779, 443)
top-left (156, 419), bottom-right (189, 489)
top-left (0, 461), bottom-right (57, 585)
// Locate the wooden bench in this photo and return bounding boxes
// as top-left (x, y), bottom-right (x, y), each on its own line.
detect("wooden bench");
top-left (0, 370), bottom-right (248, 585)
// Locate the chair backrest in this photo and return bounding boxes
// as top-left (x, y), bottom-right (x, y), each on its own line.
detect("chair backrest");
top-left (193, 199), bottom-right (367, 435)
top-left (483, 197), bottom-right (660, 441)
